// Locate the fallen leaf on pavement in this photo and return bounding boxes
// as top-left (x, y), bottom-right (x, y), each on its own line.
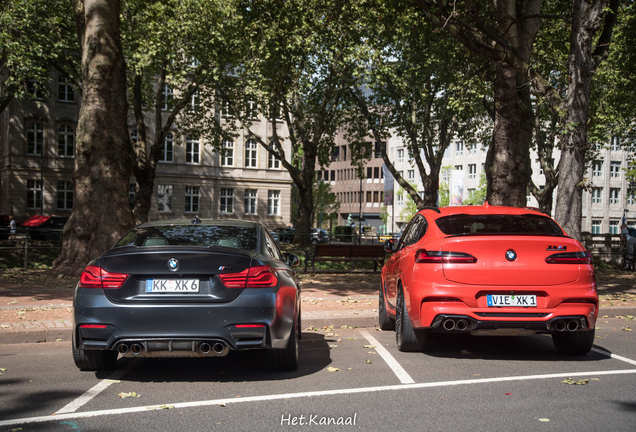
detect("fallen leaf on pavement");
top-left (329, 344), bottom-right (338, 348)
top-left (365, 360), bottom-right (372, 364)
top-left (505, 393), bottom-right (512, 396)
top-left (327, 367), bottom-right (340, 372)
top-left (118, 391), bottom-right (140, 398)
top-left (218, 403), bottom-right (226, 407)
top-left (538, 418), bottom-right (550, 422)
top-left (562, 378), bottom-right (589, 385)
top-left (363, 345), bottom-right (376, 349)
top-left (622, 327), bottom-right (632, 331)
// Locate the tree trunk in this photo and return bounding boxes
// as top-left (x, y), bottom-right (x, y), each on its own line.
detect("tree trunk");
top-left (54, 0), bottom-right (134, 276)
top-left (486, 63), bottom-right (533, 206)
top-left (132, 170), bottom-right (155, 225)
top-left (554, 0), bottom-right (612, 241)
top-left (296, 184), bottom-right (314, 246)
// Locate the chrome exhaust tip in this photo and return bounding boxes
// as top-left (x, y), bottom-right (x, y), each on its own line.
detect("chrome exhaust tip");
top-left (456, 319), bottom-right (468, 331)
top-left (200, 343), bottom-right (212, 354)
top-left (554, 320), bottom-right (566, 332)
top-left (443, 319), bottom-right (456, 331)
top-left (567, 320), bottom-right (579, 332)
top-left (118, 344), bottom-right (129, 355)
top-left (213, 343), bottom-right (227, 356)
top-left (131, 344), bottom-right (142, 355)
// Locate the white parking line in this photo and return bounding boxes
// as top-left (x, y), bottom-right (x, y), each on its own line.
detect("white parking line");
top-left (1, 368), bottom-right (635, 427)
top-left (359, 329), bottom-right (415, 384)
top-left (592, 348), bottom-right (636, 366)
top-left (55, 359), bottom-right (142, 414)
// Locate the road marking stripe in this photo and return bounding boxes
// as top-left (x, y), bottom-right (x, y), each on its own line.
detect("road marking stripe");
top-left (55, 359), bottom-right (142, 414)
top-left (359, 329), bottom-right (414, 384)
top-left (592, 348), bottom-right (636, 366)
top-left (1, 368), bottom-right (635, 427)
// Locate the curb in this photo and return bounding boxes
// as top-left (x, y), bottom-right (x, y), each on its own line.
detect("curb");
top-left (1, 307), bottom-right (634, 346)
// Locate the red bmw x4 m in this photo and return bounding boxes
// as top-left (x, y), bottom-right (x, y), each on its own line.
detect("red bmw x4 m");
top-left (380, 203), bottom-right (598, 355)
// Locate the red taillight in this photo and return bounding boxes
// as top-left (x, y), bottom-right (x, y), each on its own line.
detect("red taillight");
top-left (415, 249), bottom-right (477, 264)
top-left (219, 265), bottom-right (278, 289)
top-left (545, 251), bottom-right (593, 265)
top-left (79, 265), bottom-right (128, 289)
top-left (80, 324), bottom-right (108, 329)
top-left (235, 324), bottom-right (266, 328)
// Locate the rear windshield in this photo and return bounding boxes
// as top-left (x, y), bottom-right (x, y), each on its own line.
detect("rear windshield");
top-left (114, 225), bottom-right (258, 251)
top-left (435, 214), bottom-right (565, 237)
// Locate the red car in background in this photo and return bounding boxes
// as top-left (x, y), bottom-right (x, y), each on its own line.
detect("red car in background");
top-left (380, 203), bottom-right (597, 356)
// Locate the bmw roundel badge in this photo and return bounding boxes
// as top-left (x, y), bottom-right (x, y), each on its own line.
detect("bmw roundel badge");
top-left (505, 250), bottom-right (517, 262)
top-left (167, 258), bottom-right (179, 271)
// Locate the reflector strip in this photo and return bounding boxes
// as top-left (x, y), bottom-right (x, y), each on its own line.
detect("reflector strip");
top-left (79, 324), bottom-right (107, 329)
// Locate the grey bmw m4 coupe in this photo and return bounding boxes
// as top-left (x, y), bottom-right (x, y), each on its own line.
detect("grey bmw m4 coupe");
top-left (72, 219), bottom-right (301, 372)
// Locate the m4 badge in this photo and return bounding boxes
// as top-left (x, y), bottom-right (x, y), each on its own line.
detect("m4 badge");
top-left (546, 245), bottom-right (567, 251)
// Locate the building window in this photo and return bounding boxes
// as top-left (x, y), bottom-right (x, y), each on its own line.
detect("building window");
top-left (268, 190), bottom-right (280, 215)
top-left (468, 188), bottom-right (476, 199)
top-left (221, 100), bottom-right (231, 118)
top-left (454, 165), bottom-right (463, 171)
top-left (27, 80), bottom-right (44, 99)
top-left (185, 186), bottom-right (199, 213)
top-left (610, 220), bottom-right (620, 235)
top-left (455, 141), bottom-right (463, 156)
top-left (366, 191), bottom-right (372, 203)
top-left (341, 145), bottom-right (347, 161)
top-left (592, 220), bottom-right (601, 234)
top-left (26, 180), bottom-right (42, 209)
top-left (367, 167), bottom-right (373, 179)
top-left (397, 193), bottom-right (404, 206)
top-left (468, 143), bottom-right (477, 155)
top-left (592, 188), bottom-right (602, 204)
top-left (592, 161), bottom-right (603, 177)
top-left (268, 142), bottom-right (281, 169)
top-left (610, 161), bottom-right (621, 178)
top-left (468, 164), bottom-right (477, 179)
top-left (408, 170), bottom-right (415, 180)
top-left (162, 84), bottom-right (173, 111)
top-left (330, 170), bottom-right (335, 181)
top-left (157, 185), bottom-right (173, 213)
top-left (57, 181), bottom-right (73, 210)
top-left (628, 191), bottom-right (636, 205)
top-left (188, 91), bottom-right (200, 111)
top-left (245, 139), bottom-right (257, 167)
top-left (246, 100), bottom-right (258, 119)
top-left (374, 142), bottom-right (383, 158)
top-left (332, 146), bottom-right (340, 162)
top-left (611, 136), bottom-right (620, 151)
top-left (58, 74), bottom-right (74, 102)
top-left (27, 123), bottom-right (43, 155)
top-left (58, 125), bottom-right (74, 157)
top-left (397, 149), bottom-right (404, 163)
top-left (245, 189), bottom-right (257, 214)
top-left (373, 191), bottom-right (379, 203)
top-left (160, 134), bottom-right (174, 162)
top-left (220, 188), bottom-right (233, 213)
top-left (186, 135), bottom-right (200, 164)
top-left (221, 140), bottom-right (234, 166)
top-left (610, 188), bottom-right (620, 205)
top-left (374, 167), bottom-right (380, 179)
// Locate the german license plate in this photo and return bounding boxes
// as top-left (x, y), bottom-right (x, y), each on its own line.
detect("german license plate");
top-left (145, 279), bottom-right (199, 293)
top-left (487, 294), bottom-right (537, 307)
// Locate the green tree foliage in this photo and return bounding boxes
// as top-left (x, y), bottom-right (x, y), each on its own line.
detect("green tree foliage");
top-left (313, 179), bottom-right (340, 229)
top-left (464, 172), bottom-right (487, 206)
top-left (0, 0), bottom-right (79, 113)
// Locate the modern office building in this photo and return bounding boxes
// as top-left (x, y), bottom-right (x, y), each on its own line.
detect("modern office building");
top-left (0, 71), bottom-right (293, 228)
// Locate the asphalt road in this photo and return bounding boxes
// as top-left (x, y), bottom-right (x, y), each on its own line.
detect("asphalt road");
top-left (1, 318), bottom-right (635, 431)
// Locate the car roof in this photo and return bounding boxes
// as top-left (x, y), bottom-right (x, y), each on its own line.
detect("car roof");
top-left (418, 203), bottom-right (547, 219)
top-left (136, 219), bottom-right (260, 229)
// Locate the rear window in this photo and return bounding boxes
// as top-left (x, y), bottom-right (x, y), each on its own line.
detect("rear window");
top-left (114, 225), bottom-right (258, 251)
top-left (435, 214), bottom-right (565, 237)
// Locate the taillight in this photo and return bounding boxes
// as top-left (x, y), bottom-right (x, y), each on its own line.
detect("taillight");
top-left (79, 265), bottom-right (128, 289)
top-left (80, 324), bottom-right (108, 329)
top-left (219, 265), bottom-right (278, 289)
top-left (415, 249), bottom-right (477, 264)
top-left (545, 251), bottom-right (593, 265)
top-left (235, 324), bottom-right (266, 328)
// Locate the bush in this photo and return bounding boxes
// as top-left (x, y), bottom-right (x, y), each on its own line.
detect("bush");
top-left (332, 225), bottom-right (353, 242)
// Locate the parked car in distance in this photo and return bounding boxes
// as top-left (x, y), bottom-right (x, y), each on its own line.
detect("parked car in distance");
top-left (21, 215), bottom-right (69, 240)
top-left (380, 203), bottom-right (598, 356)
top-left (72, 219), bottom-right (301, 372)
top-left (310, 228), bottom-right (330, 244)
top-left (273, 227), bottom-right (296, 243)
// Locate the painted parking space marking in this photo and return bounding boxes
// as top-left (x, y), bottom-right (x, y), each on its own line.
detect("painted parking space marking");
top-left (2, 368), bottom-right (635, 427)
top-left (359, 329), bottom-right (414, 384)
top-left (55, 359), bottom-right (143, 414)
top-left (592, 348), bottom-right (636, 366)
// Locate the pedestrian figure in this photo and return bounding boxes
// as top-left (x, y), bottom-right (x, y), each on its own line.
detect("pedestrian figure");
top-left (9, 216), bottom-right (17, 240)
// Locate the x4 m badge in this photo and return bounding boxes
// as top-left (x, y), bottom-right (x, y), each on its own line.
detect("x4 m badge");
top-left (547, 245), bottom-right (567, 251)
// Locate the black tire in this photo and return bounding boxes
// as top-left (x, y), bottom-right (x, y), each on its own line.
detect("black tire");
top-left (378, 283), bottom-right (395, 330)
top-left (73, 346), bottom-right (118, 371)
top-left (395, 287), bottom-right (427, 352)
top-left (552, 329), bottom-right (595, 356)
top-left (267, 318), bottom-right (299, 371)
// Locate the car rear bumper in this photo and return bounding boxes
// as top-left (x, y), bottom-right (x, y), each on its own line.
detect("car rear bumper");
top-left (73, 287), bottom-right (296, 352)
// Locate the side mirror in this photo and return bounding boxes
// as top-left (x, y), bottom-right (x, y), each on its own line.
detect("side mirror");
top-left (384, 239), bottom-right (395, 253)
top-left (283, 252), bottom-right (300, 267)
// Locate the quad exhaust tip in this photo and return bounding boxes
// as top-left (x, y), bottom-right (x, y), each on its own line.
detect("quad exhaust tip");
top-left (118, 344), bottom-right (129, 355)
top-left (131, 344), bottom-right (142, 355)
top-left (554, 320), bottom-right (580, 332)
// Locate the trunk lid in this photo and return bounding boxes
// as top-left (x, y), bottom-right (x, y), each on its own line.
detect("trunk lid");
top-left (97, 247), bottom-right (253, 304)
top-left (441, 236), bottom-right (583, 286)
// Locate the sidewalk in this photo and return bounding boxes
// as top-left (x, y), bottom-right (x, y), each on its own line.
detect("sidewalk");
top-left (1, 271), bottom-right (635, 345)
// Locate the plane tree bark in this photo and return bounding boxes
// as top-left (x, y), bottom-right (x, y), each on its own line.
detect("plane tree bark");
top-left (53, 0), bottom-right (134, 276)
